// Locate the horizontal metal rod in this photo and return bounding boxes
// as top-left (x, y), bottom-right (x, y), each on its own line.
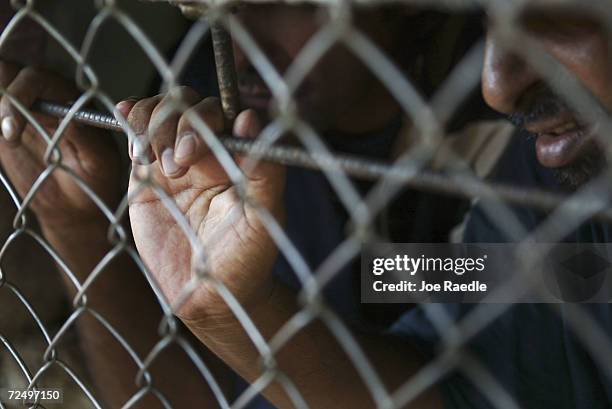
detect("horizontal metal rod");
top-left (31, 99), bottom-right (612, 223)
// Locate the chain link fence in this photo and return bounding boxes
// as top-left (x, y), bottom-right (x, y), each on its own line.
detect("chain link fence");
top-left (0, 0), bottom-right (611, 408)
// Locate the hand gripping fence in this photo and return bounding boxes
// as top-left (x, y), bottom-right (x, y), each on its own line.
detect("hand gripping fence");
top-left (0, 0), bottom-right (611, 409)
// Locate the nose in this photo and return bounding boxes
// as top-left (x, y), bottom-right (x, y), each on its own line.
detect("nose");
top-left (482, 34), bottom-right (539, 114)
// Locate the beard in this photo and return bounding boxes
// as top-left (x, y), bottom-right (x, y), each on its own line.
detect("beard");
top-left (508, 86), bottom-right (609, 190)
top-left (552, 142), bottom-right (607, 190)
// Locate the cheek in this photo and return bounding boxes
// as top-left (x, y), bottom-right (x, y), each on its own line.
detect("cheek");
top-left (549, 36), bottom-right (612, 110)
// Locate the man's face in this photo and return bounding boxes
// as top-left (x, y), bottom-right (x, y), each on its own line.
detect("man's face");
top-left (481, 7), bottom-right (612, 187)
top-left (232, 4), bottom-right (413, 134)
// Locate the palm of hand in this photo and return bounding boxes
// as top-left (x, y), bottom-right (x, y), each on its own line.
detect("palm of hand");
top-left (128, 157), bottom-right (284, 322)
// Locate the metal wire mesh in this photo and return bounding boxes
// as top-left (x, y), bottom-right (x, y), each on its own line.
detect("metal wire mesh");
top-left (0, 0), bottom-right (611, 408)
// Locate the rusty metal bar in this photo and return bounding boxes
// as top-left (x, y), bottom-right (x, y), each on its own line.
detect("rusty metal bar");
top-left (168, 1), bottom-right (241, 125)
top-left (31, 99), bottom-right (612, 223)
top-left (210, 22), bottom-right (241, 126)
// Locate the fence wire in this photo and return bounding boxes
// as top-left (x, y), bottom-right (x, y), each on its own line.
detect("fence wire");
top-left (0, 0), bottom-right (611, 408)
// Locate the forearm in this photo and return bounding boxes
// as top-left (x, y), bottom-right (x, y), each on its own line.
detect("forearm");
top-left (42, 221), bottom-right (228, 409)
top-left (185, 279), bottom-right (442, 409)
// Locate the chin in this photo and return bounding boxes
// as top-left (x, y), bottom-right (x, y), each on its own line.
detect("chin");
top-left (552, 148), bottom-right (607, 190)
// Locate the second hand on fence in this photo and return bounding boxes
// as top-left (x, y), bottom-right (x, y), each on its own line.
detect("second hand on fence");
top-left (30, 99), bottom-right (612, 223)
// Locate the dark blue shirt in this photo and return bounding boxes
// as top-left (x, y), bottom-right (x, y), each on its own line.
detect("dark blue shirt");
top-left (234, 118), bottom-right (469, 408)
top-left (391, 135), bottom-right (612, 409)
top-left (179, 39), bottom-right (470, 409)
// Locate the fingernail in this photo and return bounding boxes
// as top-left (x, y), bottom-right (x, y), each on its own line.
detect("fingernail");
top-left (115, 96), bottom-right (140, 116)
top-left (132, 137), bottom-right (149, 161)
top-left (114, 101), bottom-right (133, 119)
top-left (175, 133), bottom-right (196, 160)
top-left (113, 107), bottom-right (125, 121)
top-left (128, 140), bottom-right (134, 159)
top-left (2, 116), bottom-right (16, 141)
top-left (161, 148), bottom-right (181, 176)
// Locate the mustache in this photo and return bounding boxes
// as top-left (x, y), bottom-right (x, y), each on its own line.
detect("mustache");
top-left (508, 88), bottom-right (572, 128)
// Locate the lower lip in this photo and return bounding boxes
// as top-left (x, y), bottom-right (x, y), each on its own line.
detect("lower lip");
top-left (535, 127), bottom-right (593, 168)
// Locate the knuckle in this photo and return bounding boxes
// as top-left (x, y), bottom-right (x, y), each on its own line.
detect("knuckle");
top-left (114, 99), bottom-right (136, 119)
top-left (188, 97), bottom-right (224, 130)
top-left (127, 102), bottom-right (144, 121)
top-left (20, 66), bottom-right (41, 79)
top-left (157, 88), bottom-right (194, 114)
top-left (202, 97), bottom-right (223, 114)
top-left (127, 117), bottom-right (147, 135)
top-left (179, 108), bottom-right (202, 131)
top-left (128, 98), bottom-right (159, 133)
top-left (154, 94), bottom-right (180, 118)
top-left (150, 106), bottom-right (179, 142)
top-left (177, 86), bottom-right (200, 101)
top-left (202, 96), bottom-right (221, 107)
top-left (149, 118), bottom-right (177, 147)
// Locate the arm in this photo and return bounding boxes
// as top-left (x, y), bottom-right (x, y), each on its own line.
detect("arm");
top-left (0, 63), bottom-right (228, 408)
top-left (185, 278), bottom-right (442, 409)
top-left (124, 92), bottom-right (443, 409)
top-left (41, 222), bottom-right (229, 409)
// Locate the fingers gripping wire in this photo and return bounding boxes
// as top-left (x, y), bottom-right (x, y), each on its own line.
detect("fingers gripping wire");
top-left (2, 2), bottom-right (612, 409)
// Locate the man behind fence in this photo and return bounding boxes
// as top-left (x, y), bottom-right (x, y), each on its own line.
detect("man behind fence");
top-left (0, 3), bottom-right (512, 409)
top-left (115, 3), bottom-right (612, 408)
top-left (399, 4), bottom-right (612, 409)
top-left (122, 4), bottom-right (612, 409)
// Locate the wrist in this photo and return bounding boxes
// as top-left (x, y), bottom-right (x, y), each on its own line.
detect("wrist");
top-left (181, 275), bottom-right (279, 332)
